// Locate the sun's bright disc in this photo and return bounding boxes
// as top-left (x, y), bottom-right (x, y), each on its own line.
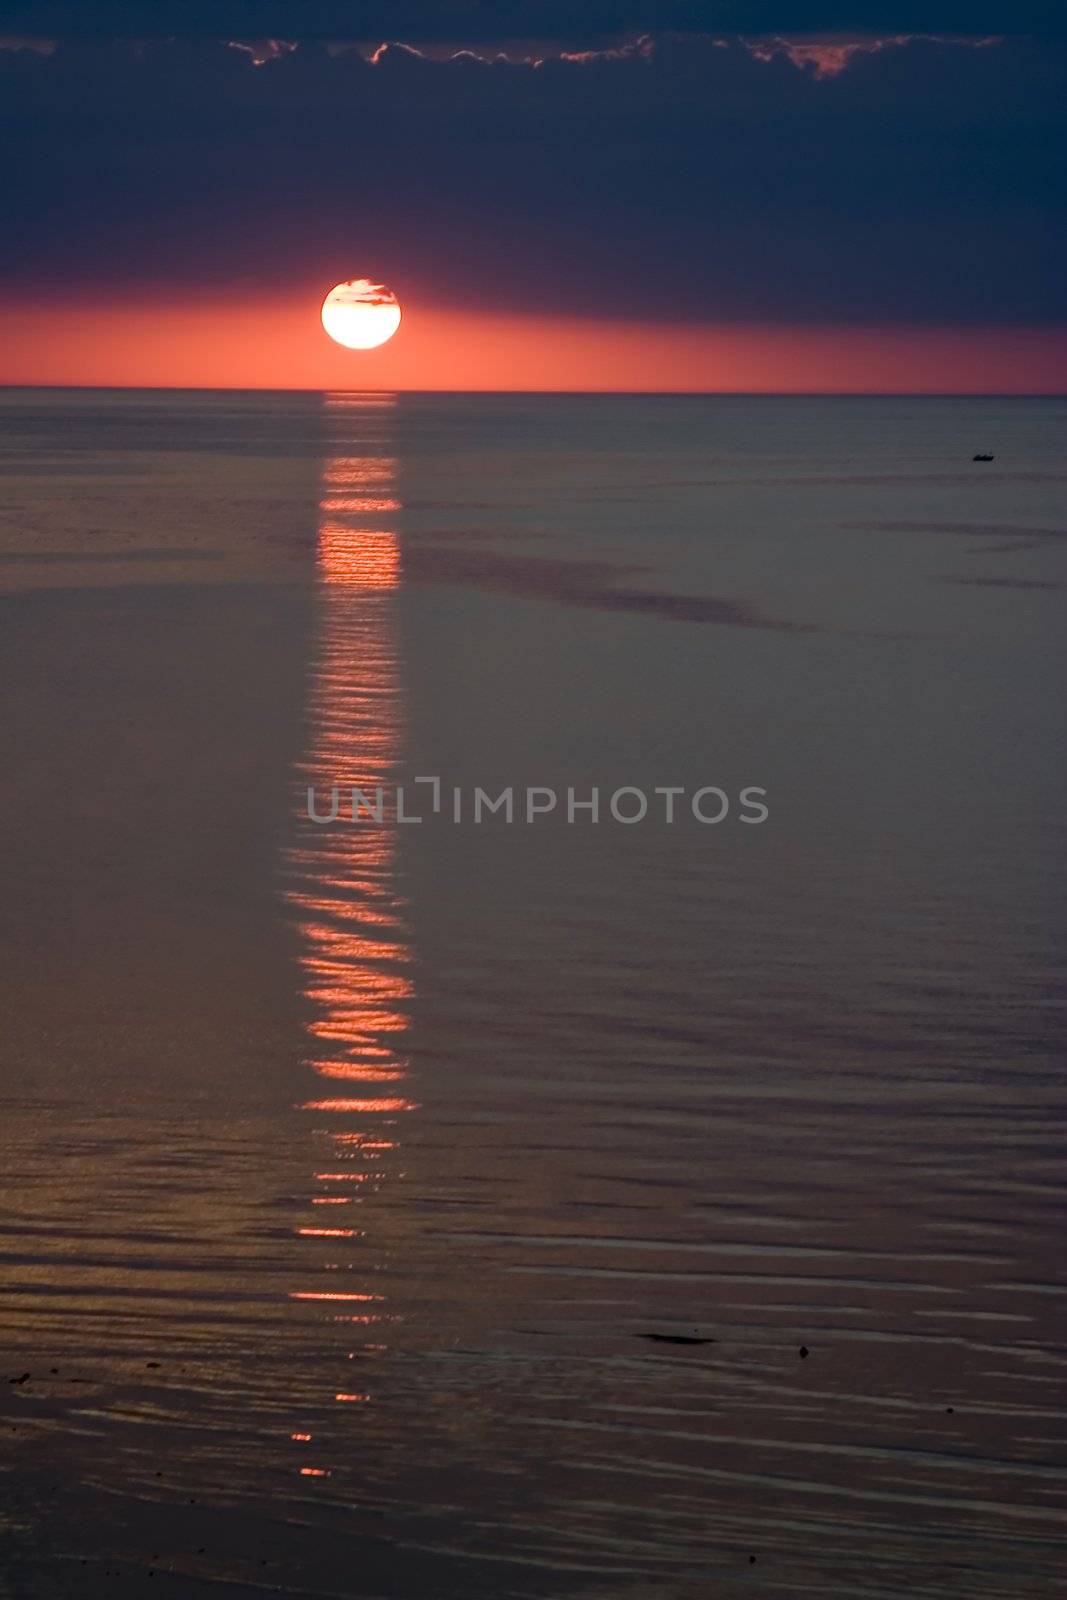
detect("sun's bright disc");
top-left (321, 280), bottom-right (402, 350)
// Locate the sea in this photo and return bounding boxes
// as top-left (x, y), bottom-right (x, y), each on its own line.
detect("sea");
top-left (0, 389), bottom-right (1065, 1598)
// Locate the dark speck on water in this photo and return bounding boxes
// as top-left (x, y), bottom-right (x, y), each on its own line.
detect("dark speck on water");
top-left (641, 1332), bottom-right (716, 1345)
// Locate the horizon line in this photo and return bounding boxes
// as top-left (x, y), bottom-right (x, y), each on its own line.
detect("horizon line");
top-left (3, 383), bottom-right (1065, 399)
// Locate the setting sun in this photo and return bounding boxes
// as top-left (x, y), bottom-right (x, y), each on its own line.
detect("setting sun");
top-left (320, 279), bottom-right (402, 350)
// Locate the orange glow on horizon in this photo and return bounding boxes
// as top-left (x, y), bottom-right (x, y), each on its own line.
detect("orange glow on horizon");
top-left (1, 293), bottom-right (1064, 392)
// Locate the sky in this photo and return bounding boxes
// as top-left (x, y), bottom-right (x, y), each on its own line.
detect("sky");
top-left (1, 0), bottom-right (1065, 390)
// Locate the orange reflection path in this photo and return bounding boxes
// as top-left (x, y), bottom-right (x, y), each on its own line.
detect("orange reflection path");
top-left (282, 392), bottom-right (416, 1475)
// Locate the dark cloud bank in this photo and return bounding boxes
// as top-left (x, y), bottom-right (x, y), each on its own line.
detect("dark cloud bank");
top-left (0, 2), bottom-right (1060, 39)
top-left (1, 7), bottom-right (1064, 326)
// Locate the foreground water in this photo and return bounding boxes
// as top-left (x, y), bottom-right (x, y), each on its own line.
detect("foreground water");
top-left (0, 390), bottom-right (1065, 1598)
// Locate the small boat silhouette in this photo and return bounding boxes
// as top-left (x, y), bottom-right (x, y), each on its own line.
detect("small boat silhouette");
top-left (973, 453), bottom-right (995, 462)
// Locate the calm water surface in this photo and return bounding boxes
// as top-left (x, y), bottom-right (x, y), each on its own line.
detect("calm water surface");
top-left (0, 391), bottom-right (1065, 1597)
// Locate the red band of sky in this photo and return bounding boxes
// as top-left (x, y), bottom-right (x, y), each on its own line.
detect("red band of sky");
top-left (2, 295), bottom-right (1065, 392)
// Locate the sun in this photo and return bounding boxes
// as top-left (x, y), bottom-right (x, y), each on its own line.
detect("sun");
top-left (321, 280), bottom-right (402, 350)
